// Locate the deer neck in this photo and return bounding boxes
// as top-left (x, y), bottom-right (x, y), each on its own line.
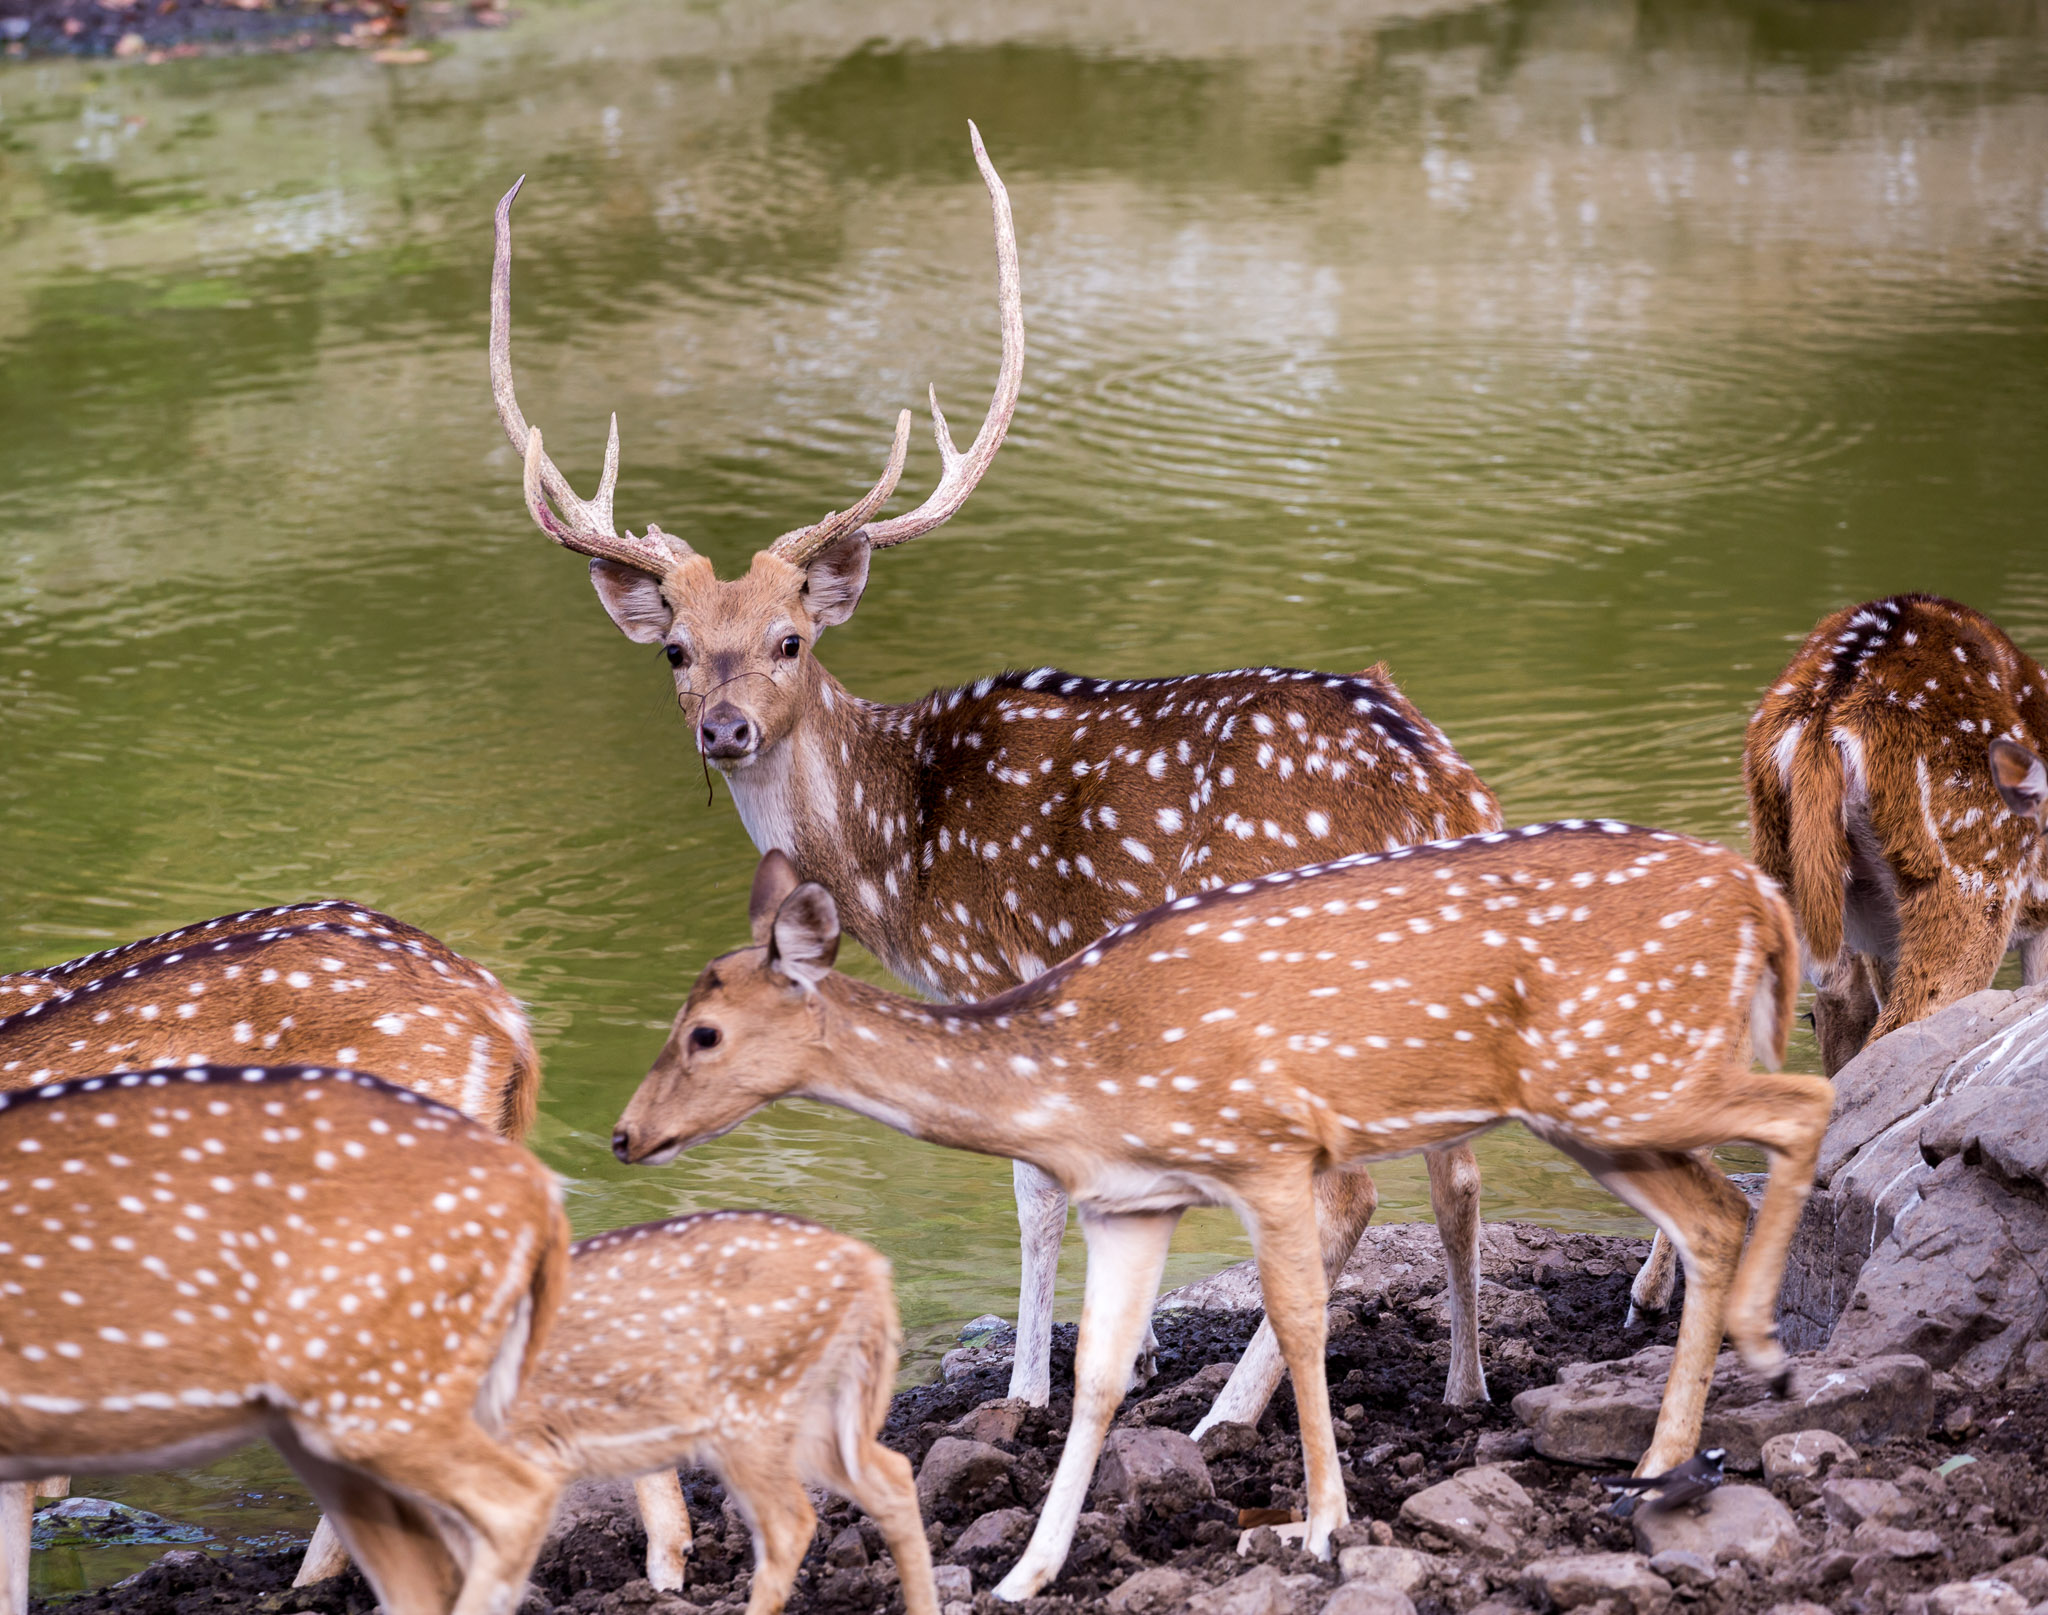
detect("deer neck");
top-left (723, 672), bottom-right (927, 983)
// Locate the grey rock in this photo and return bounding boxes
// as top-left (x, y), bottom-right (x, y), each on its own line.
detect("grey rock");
top-left (930, 1564), bottom-right (973, 1602)
top-left (1130, 1362), bottom-right (1237, 1425)
top-left (1849, 1519), bottom-right (1944, 1558)
top-left (1520, 1551), bottom-right (1673, 1614)
top-left (1759, 1430), bottom-right (1855, 1482)
top-left (958, 1314), bottom-right (1007, 1340)
top-left (1318, 1583), bottom-right (1417, 1615)
top-left (1187, 1564), bottom-right (1306, 1615)
top-left (1335, 1546), bottom-right (1444, 1593)
top-left (1761, 1604), bottom-right (1835, 1615)
top-left (1511, 1345), bottom-right (1930, 1467)
top-left (1199, 1421), bottom-right (1263, 1462)
top-left (1396, 1464), bottom-right (1532, 1559)
top-left (1927, 1582), bottom-right (2032, 1615)
top-left (947, 1398), bottom-right (1029, 1445)
top-left (1996, 1559), bottom-right (2048, 1601)
top-left (824, 1527), bottom-right (868, 1569)
top-left (1415, 1279), bottom-right (1549, 1333)
top-left (1107, 1568), bottom-right (1193, 1614)
top-left (949, 1508), bottom-right (1034, 1558)
top-left (915, 1438), bottom-right (1017, 1516)
top-left (1091, 1426), bottom-right (1215, 1514)
top-left (1632, 1485), bottom-right (1803, 1567)
top-left (1820, 1476), bottom-right (1907, 1527)
top-left (1646, 1549), bottom-right (1716, 1588)
top-left (1475, 1429), bottom-right (1534, 1464)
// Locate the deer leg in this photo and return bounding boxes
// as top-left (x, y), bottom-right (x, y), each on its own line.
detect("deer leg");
top-left (294, 1516), bottom-right (353, 1585)
top-left (1191, 1165), bottom-right (1377, 1439)
top-left (2016, 925), bottom-right (2047, 988)
top-left (1812, 951), bottom-right (1883, 1077)
top-left (1, 1482), bottom-right (30, 1615)
top-left (634, 1471), bottom-right (693, 1593)
top-left (994, 1207), bottom-right (1181, 1602)
top-left (1006, 1160), bottom-right (1070, 1406)
top-left (1428, 1143), bottom-right (1488, 1407)
top-left (1868, 889), bottom-right (2013, 1047)
top-left (1242, 1188), bottom-right (1346, 1559)
top-left (1627, 1232), bottom-right (1678, 1327)
top-left (1723, 1075), bottom-right (1834, 1379)
top-left (275, 1438), bottom-right (465, 1615)
top-left (837, 1445), bottom-right (936, 1615)
top-left (722, 1461), bottom-right (815, 1615)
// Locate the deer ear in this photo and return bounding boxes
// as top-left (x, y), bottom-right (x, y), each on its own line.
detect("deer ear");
top-left (589, 559), bottom-right (672, 644)
top-left (1990, 738), bottom-right (2048, 820)
top-left (768, 884), bottom-right (840, 988)
top-left (800, 533), bottom-right (871, 632)
top-left (749, 851), bottom-right (802, 947)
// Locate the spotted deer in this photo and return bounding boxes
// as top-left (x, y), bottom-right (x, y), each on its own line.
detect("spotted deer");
top-left (490, 125), bottom-right (1504, 1424)
top-left (0, 1066), bottom-right (570, 1615)
top-left (1744, 596), bottom-right (2048, 1074)
top-left (613, 841), bottom-right (1834, 1597)
top-left (0, 903), bottom-right (542, 1602)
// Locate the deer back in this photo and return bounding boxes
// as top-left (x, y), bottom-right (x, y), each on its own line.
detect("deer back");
top-left (0, 1066), bottom-right (568, 1476)
top-left (1745, 595), bottom-right (2048, 963)
top-left (0, 911), bottom-right (539, 1139)
top-left (509, 1212), bottom-right (897, 1484)
top-left (842, 664), bottom-right (1500, 998)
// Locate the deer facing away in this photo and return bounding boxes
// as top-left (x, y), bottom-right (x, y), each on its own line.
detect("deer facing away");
top-left (490, 126), bottom-right (1504, 1426)
top-left (0, 1067), bottom-right (570, 1615)
top-left (0, 903), bottom-right (544, 1607)
top-left (614, 839), bottom-right (1835, 1598)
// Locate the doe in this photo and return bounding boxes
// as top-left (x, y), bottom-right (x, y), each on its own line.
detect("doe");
top-left (614, 838), bottom-right (1834, 1598)
top-left (0, 1067), bottom-right (570, 1615)
top-left (490, 125), bottom-right (1503, 1424)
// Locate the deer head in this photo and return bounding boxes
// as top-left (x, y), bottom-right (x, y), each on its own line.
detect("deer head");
top-left (490, 126), bottom-right (1023, 771)
top-left (612, 852), bottom-right (839, 1163)
top-left (1991, 737), bottom-right (2048, 823)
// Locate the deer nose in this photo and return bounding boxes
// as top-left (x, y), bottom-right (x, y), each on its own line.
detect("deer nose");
top-left (611, 1129), bottom-right (634, 1162)
top-left (699, 702), bottom-right (754, 760)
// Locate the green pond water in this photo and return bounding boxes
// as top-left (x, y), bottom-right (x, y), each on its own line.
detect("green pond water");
top-left (4, 0), bottom-right (2047, 1589)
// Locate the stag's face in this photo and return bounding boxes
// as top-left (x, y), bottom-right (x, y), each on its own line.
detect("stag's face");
top-left (587, 537), bottom-right (870, 770)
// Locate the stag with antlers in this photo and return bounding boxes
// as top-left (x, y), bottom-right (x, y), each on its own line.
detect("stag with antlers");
top-left (489, 126), bottom-right (1506, 1424)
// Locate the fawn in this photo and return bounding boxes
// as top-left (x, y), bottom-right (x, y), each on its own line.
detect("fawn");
top-left (614, 840), bottom-right (1834, 1596)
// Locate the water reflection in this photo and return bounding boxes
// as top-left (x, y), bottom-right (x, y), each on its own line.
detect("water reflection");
top-left (2, 0), bottom-right (2046, 1587)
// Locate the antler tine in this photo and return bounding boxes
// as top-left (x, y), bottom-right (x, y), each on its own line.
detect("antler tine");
top-left (860, 121), bottom-right (1025, 551)
top-left (768, 409), bottom-right (913, 567)
top-left (491, 176), bottom-right (685, 577)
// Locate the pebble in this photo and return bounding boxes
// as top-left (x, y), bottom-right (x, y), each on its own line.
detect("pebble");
top-left (1108, 1568), bottom-right (1193, 1614)
top-left (1520, 1551), bottom-right (1673, 1614)
top-left (1926, 1580), bottom-right (2030, 1615)
top-left (1317, 1583), bottom-right (1416, 1615)
top-left (1760, 1430), bottom-right (1856, 1482)
top-left (1334, 1545), bottom-right (1444, 1593)
top-left (1397, 1465), bottom-right (1533, 1559)
top-left (1633, 1484), bottom-right (1804, 1567)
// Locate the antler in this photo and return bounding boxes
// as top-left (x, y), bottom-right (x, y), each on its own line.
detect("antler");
top-left (491, 176), bottom-right (689, 578)
top-left (770, 121), bottom-right (1025, 567)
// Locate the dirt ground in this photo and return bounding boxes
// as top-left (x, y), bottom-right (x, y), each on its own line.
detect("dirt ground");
top-left (40, 1229), bottom-right (2048, 1615)
top-left (0, 0), bottom-right (496, 63)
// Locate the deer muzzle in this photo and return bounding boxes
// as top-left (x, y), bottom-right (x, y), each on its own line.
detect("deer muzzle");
top-left (697, 700), bottom-right (756, 763)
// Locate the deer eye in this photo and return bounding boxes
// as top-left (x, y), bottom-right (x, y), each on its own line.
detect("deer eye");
top-left (688, 1025), bottom-right (720, 1051)
top-left (664, 644), bottom-right (686, 669)
top-left (780, 634), bottom-right (803, 660)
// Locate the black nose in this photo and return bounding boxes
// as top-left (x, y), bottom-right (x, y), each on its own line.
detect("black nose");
top-left (699, 702), bottom-right (753, 760)
top-left (611, 1129), bottom-right (633, 1162)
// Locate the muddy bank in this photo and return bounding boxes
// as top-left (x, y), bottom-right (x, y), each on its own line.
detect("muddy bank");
top-left (0, 0), bottom-right (497, 63)
top-left (42, 1220), bottom-right (2048, 1615)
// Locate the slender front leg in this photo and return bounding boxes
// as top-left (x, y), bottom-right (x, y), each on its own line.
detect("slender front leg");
top-left (634, 1471), bottom-right (693, 1592)
top-left (1192, 1165), bottom-right (1377, 1439)
top-left (1007, 1160), bottom-right (1070, 1406)
top-left (1627, 1232), bottom-right (1678, 1327)
top-left (294, 1516), bottom-right (352, 1586)
top-left (1723, 1075), bottom-right (1834, 1378)
top-left (994, 1207), bottom-right (1181, 1602)
top-left (1242, 1187), bottom-right (1346, 1558)
top-left (1427, 1144), bottom-right (1488, 1407)
top-left (1, 1483), bottom-right (30, 1615)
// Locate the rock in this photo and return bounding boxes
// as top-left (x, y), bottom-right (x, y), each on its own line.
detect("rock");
top-left (915, 1438), bottom-right (1018, 1518)
top-left (947, 1398), bottom-right (1029, 1445)
top-left (1849, 1520), bottom-right (1944, 1558)
top-left (1511, 1346), bottom-right (1931, 1467)
top-left (1108, 1567), bottom-right (1194, 1614)
top-left (931, 1564), bottom-right (973, 1602)
top-left (1521, 1552), bottom-right (1673, 1614)
top-left (1335, 1545), bottom-right (1445, 1593)
top-left (1645, 1550), bottom-right (1716, 1589)
top-left (1319, 1583), bottom-right (1418, 1615)
top-left (1475, 1429), bottom-right (1534, 1464)
top-left (949, 1507), bottom-right (1034, 1557)
top-left (1091, 1426), bottom-right (1215, 1514)
top-left (1238, 1524), bottom-right (1311, 1557)
top-left (958, 1314), bottom-right (1007, 1340)
top-left (1927, 1581), bottom-right (2031, 1615)
top-left (1996, 1559), bottom-right (2048, 1601)
top-left (1759, 1430), bottom-right (1855, 1482)
top-left (1397, 1465), bottom-right (1532, 1558)
top-left (1200, 1421), bottom-right (1263, 1462)
top-left (825, 1526), bottom-right (868, 1569)
top-left (1187, 1564), bottom-right (1306, 1615)
top-left (1820, 1476), bottom-right (1907, 1527)
top-left (1762, 1604), bottom-right (1834, 1615)
top-left (1130, 1362), bottom-right (1237, 1425)
top-left (1632, 1485), bottom-right (1803, 1566)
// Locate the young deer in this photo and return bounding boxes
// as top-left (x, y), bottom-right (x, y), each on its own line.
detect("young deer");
top-left (1746, 595), bottom-right (2047, 1075)
top-left (0, 903), bottom-right (539, 1137)
top-left (506, 1212), bottom-right (936, 1615)
top-left (0, 1066), bottom-right (570, 1615)
top-left (490, 126), bottom-right (1503, 1420)
top-left (614, 841), bottom-right (1834, 1597)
